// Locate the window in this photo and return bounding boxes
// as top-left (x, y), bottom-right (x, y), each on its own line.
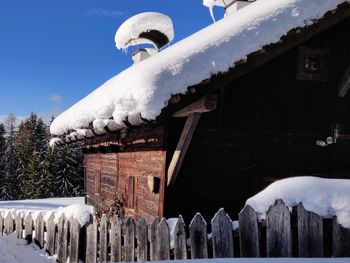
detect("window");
top-left (127, 176), bottom-right (136, 209)
top-left (296, 47), bottom-right (329, 81)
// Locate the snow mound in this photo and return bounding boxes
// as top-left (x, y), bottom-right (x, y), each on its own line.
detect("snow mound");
top-left (50, 0), bottom-right (347, 136)
top-left (245, 176), bottom-right (350, 228)
top-left (0, 197), bottom-right (95, 227)
top-left (115, 12), bottom-right (174, 50)
top-left (0, 234), bottom-right (55, 263)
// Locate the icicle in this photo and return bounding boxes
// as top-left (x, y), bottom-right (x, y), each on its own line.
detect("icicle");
top-left (209, 6), bottom-right (216, 23)
top-left (203, 0), bottom-right (217, 23)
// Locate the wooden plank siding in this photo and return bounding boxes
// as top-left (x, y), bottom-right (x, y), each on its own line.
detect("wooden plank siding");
top-left (85, 125), bottom-right (166, 222)
top-left (164, 16), bottom-right (350, 222)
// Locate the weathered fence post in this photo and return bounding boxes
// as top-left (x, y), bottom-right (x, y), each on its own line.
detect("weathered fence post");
top-left (174, 216), bottom-right (187, 260)
top-left (86, 215), bottom-right (97, 263)
top-left (15, 213), bottom-right (23, 239)
top-left (111, 215), bottom-right (122, 262)
top-left (46, 214), bottom-right (56, 256)
top-left (332, 217), bottom-right (350, 257)
top-left (4, 213), bottom-right (14, 235)
top-left (189, 213), bottom-right (208, 259)
top-left (239, 205), bottom-right (260, 257)
top-left (100, 214), bottom-right (108, 263)
top-left (24, 213), bottom-right (33, 243)
top-left (57, 215), bottom-right (68, 263)
top-left (35, 213), bottom-right (45, 248)
top-left (150, 217), bottom-right (160, 261)
top-left (297, 204), bottom-right (323, 257)
top-left (266, 199), bottom-right (292, 257)
top-left (0, 214), bottom-right (3, 236)
top-left (156, 218), bottom-right (170, 261)
top-left (69, 218), bottom-right (81, 263)
top-left (212, 208), bottom-right (234, 258)
top-left (125, 217), bottom-right (135, 262)
top-left (137, 218), bottom-right (148, 261)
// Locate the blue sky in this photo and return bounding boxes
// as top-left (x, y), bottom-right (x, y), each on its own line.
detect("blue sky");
top-left (0, 0), bottom-right (218, 123)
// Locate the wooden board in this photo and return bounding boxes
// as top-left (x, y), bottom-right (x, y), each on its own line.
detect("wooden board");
top-left (211, 209), bottom-right (234, 258)
top-left (297, 204), bottom-right (323, 257)
top-left (239, 205), bottom-right (260, 257)
top-left (167, 113), bottom-right (201, 186)
top-left (266, 200), bottom-right (292, 257)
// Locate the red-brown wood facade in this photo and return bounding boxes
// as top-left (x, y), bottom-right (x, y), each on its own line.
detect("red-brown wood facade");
top-left (85, 125), bottom-right (166, 222)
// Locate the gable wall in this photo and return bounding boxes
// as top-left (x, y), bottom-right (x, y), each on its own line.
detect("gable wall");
top-left (85, 125), bottom-right (166, 222)
top-left (164, 17), bottom-right (350, 222)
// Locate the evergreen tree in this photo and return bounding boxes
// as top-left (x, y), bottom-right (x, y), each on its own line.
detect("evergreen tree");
top-left (0, 114), bottom-right (19, 200)
top-left (0, 123), bottom-right (6, 199)
top-left (50, 141), bottom-right (84, 197)
top-left (13, 113), bottom-right (52, 199)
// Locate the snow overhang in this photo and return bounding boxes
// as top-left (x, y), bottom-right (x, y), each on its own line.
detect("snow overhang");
top-left (50, 0), bottom-right (350, 147)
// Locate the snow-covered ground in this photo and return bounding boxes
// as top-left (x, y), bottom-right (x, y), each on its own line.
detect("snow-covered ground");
top-left (0, 234), bottom-right (55, 263)
top-left (245, 176), bottom-right (350, 228)
top-left (0, 197), bottom-right (95, 226)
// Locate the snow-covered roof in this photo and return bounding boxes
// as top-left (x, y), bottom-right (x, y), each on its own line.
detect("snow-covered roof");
top-left (50, 0), bottom-right (349, 142)
top-left (245, 176), bottom-right (350, 228)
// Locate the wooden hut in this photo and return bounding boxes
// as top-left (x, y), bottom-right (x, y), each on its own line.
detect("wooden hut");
top-left (50, 1), bottom-right (350, 222)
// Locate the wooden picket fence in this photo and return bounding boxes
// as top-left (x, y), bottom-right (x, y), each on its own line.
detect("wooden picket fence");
top-left (0, 199), bottom-right (350, 263)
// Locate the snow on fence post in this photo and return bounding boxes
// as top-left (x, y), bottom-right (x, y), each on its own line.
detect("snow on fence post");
top-left (137, 218), bottom-right (148, 261)
top-left (46, 214), bottom-right (56, 256)
top-left (211, 208), bottom-right (234, 258)
top-left (85, 215), bottom-right (98, 263)
top-left (24, 213), bottom-right (33, 243)
top-left (57, 215), bottom-right (68, 263)
top-left (35, 213), bottom-right (45, 248)
top-left (156, 218), bottom-right (170, 261)
top-left (99, 214), bottom-right (108, 263)
top-left (150, 217), bottom-right (160, 261)
top-left (4, 213), bottom-right (14, 235)
top-left (297, 204), bottom-right (323, 257)
top-left (15, 213), bottom-right (23, 239)
top-left (125, 217), bottom-right (136, 262)
top-left (69, 218), bottom-right (81, 263)
top-left (239, 205), bottom-right (260, 257)
top-left (110, 215), bottom-right (122, 262)
top-left (332, 217), bottom-right (350, 257)
top-left (266, 199), bottom-right (292, 257)
top-left (189, 213), bottom-right (208, 259)
top-left (173, 216), bottom-right (187, 260)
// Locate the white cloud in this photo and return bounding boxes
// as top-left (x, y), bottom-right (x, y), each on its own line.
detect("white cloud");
top-left (83, 8), bottom-right (125, 18)
top-left (49, 94), bottom-right (62, 105)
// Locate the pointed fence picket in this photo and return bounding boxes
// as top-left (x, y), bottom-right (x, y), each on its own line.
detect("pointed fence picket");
top-left (0, 200), bottom-right (349, 263)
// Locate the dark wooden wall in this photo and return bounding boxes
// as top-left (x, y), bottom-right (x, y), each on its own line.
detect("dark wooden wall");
top-left (164, 18), bottom-right (350, 223)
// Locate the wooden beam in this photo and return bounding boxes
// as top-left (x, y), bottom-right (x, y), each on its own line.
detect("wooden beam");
top-left (167, 113), bottom-right (201, 186)
top-left (173, 95), bottom-right (217, 117)
top-left (338, 65), bottom-right (350, 97)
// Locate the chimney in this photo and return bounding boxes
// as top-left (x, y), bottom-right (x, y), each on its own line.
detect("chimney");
top-left (225, 1), bottom-right (254, 17)
top-left (132, 48), bottom-right (158, 64)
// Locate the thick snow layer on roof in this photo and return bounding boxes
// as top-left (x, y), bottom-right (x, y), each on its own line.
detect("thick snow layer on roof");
top-left (245, 176), bottom-right (350, 228)
top-left (50, 0), bottom-right (347, 136)
top-left (0, 197), bottom-right (95, 226)
top-left (115, 12), bottom-right (174, 49)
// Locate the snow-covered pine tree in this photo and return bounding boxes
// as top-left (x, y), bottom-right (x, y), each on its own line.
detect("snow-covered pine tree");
top-left (0, 114), bottom-right (20, 200)
top-left (0, 123), bottom-right (6, 199)
top-left (13, 113), bottom-right (53, 199)
top-left (50, 141), bottom-right (84, 197)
